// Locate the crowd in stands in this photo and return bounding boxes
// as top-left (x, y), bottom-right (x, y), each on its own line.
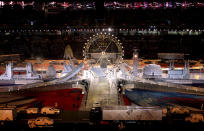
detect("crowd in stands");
top-left (1, 1), bottom-right (203, 9)
top-left (0, 1), bottom-right (203, 60)
top-left (0, 1), bottom-right (203, 29)
top-left (0, 31), bottom-right (203, 59)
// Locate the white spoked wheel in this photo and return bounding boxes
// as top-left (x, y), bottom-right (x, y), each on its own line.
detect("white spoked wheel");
top-left (83, 32), bottom-right (124, 67)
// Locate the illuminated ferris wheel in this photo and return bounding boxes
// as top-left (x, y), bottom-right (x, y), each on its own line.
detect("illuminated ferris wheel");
top-left (83, 32), bottom-right (124, 67)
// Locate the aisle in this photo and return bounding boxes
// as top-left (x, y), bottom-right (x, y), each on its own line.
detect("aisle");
top-left (86, 77), bottom-right (118, 109)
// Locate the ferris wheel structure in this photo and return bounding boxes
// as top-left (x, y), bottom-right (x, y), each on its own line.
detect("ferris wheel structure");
top-left (83, 32), bottom-right (124, 67)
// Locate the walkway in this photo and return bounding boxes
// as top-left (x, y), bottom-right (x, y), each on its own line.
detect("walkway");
top-left (85, 77), bottom-right (118, 109)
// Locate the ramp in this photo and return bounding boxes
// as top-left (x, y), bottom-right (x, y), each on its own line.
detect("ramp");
top-left (90, 67), bottom-right (106, 77)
